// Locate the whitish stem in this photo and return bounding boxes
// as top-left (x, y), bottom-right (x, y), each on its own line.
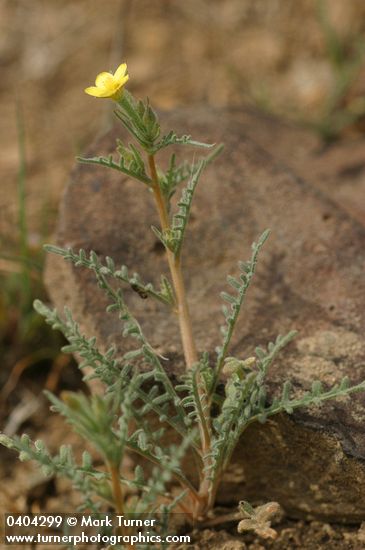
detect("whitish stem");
top-left (148, 154), bottom-right (214, 519)
top-left (148, 154), bottom-right (198, 369)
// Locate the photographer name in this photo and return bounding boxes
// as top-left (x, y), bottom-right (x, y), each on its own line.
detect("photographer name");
top-left (81, 515), bottom-right (157, 528)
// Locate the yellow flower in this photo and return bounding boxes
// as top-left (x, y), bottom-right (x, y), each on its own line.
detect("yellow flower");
top-left (85, 63), bottom-right (129, 99)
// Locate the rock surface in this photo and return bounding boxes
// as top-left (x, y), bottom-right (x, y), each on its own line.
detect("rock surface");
top-left (45, 107), bottom-right (365, 522)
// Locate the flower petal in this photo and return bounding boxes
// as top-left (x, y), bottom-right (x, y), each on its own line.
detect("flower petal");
top-left (85, 86), bottom-right (109, 97)
top-left (114, 63), bottom-right (127, 81)
top-left (118, 74), bottom-right (129, 88)
top-left (95, 71), bottom-right (114, 87)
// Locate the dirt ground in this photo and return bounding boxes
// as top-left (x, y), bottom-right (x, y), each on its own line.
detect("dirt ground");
top-left (2, 1), bottom-right (365, 548)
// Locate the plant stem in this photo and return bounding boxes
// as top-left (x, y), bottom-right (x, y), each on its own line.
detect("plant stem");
top-left (147, 154), bottom-right (198, 369)
top-left (148, 154), bottom-right (215, 519)
top-left (125, 441), bottom-right (201, 502)
top-left (108, 461), bottom-right (129, 539)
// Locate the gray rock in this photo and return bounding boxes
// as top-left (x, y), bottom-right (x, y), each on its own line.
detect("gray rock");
top-left (45, 107), bottom-right (365, 521)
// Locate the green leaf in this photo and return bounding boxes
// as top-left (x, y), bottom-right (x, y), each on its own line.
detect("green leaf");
top-left (169, 159), bottom-right (205, 257)
top-left (212, 229), bottom-right (271, 393)
top-left (152, 130), bottom-right (215, 154)
top-left (115, 91), bottom-right (161, 152)
top-left (77, 150), bottom-right (151, 186)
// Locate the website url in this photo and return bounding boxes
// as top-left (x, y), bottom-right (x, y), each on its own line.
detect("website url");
top-left (5, 531), bottom-right (191, 546)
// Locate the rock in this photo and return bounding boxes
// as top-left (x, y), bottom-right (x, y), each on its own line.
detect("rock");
top-left (45, 107), bottom-right (365, 522)
top-left (235, 108), bottom-right (365, 227)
